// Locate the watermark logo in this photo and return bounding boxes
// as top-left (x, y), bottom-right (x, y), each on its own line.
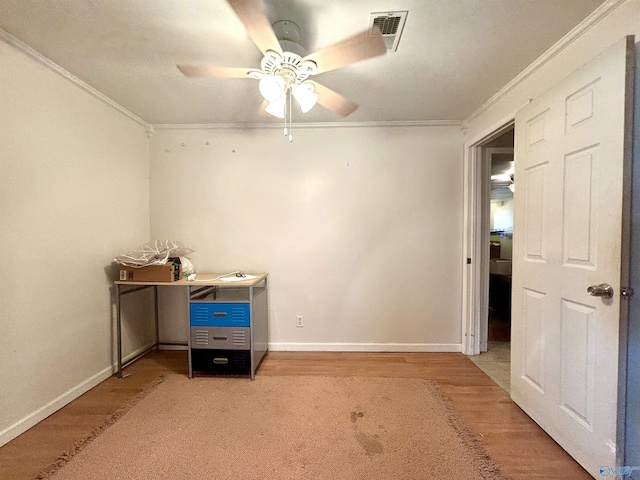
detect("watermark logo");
top-left (600, 465), bottom-right (640, 477)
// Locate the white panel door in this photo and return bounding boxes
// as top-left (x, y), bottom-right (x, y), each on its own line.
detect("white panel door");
top-left (511, 36), bottom-right (634, 477)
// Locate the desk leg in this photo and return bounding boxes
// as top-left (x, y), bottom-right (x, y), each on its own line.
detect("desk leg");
top-left (154, 286), bottom-right (159, 352)
top-left (249, 285), bottom-right (255, 381)
top-left (116, 284), bottom-right (123, 378)
top-left (187, 286), bottom-right (193, 379)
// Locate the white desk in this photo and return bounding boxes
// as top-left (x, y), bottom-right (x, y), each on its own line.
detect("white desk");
top-left (115, 273), bottom-right (268, 379)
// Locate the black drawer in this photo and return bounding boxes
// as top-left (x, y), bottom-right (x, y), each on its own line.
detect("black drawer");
top-left (191, 349), bottom-right (251, 375)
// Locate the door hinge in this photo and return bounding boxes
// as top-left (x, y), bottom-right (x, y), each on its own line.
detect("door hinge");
top-left (466, 258), bottom-right (472, 264)
top-left (621, 286), bottom-right (634, 298)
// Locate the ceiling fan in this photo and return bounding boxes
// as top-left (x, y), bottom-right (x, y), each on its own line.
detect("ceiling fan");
top-left (177, 0), bottom-right (386, 138)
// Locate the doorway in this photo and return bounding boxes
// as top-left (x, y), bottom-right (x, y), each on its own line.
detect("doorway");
top-left (462, 38), bottom-right (633, 477)
top-left (468, 127), bottom-right (514, 392)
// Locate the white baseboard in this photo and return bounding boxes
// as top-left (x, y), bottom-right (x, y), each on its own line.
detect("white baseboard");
top-left (0, 366), bottom-right (112, 447)
top-left (0, 342), bottom-right (155, 448)
top-left (159, 344), bottom-right (188, 351)
top-left (268, 342), bottom-right (462, 352)
top-left (158, 342), bottom-right (463, 353)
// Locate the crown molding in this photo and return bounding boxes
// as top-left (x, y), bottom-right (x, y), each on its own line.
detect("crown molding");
top-left (462, 0), bottom-right (626, 127)
top-left (0, 28), bottom-right (150, 129)
top-left (4, 0), bottom-right (621, 135)
top-left (151, 120), bottom-right (462, 131)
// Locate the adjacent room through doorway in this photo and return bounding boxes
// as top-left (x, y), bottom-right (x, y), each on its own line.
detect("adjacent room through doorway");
top-left (469, 127), bottom-right (514, 392)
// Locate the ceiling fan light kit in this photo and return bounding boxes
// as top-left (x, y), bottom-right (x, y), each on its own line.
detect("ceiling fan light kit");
top-left (177, 0), bottom-right (388, 141)
top-left (255, 41), bottom-right (319, 119)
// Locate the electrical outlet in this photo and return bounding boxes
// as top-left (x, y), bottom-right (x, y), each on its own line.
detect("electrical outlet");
top-left (296, 315), bottom-right (304, 328)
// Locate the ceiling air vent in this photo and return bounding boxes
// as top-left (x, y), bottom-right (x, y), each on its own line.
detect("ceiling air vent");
top-left (370, 11), bottom-right (408, 53)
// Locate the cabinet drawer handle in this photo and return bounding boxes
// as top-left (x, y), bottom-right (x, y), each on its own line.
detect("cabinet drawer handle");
top-left (212, 336), bottom-right (228, 341)
top-left (212, 312), bottom-right (227, 317)
top-left (213, 358), bottom-right (229, 364)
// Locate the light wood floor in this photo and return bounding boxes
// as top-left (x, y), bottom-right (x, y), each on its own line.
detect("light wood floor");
top-left (0, 351), bottom-right (590, 479)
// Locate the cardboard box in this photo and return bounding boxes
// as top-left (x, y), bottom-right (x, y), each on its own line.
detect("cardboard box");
top-left (119, 258), bottom-right (182, 282)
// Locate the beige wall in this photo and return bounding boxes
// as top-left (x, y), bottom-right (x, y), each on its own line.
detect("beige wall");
top-left (150, 126), bottom-right (465, 350)
top-left (490, 199), bottom-right (514, 233)
top-left (0, 41), bottom-right (152, 444)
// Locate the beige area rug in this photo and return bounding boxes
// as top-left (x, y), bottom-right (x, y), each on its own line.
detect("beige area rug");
top-left (36, 375), bottom-right (503, 480)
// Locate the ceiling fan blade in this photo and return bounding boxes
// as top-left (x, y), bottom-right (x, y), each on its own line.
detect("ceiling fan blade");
top-left (177, 64), bottom-right (254, 79)
top-left (309, 81), bottom-right (358, 117)
top-left (227, 0), bottom-right (283, 56)
top-left (303, 26), bottom-right (386, 75)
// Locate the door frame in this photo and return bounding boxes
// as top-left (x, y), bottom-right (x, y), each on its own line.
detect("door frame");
top-left (462, 118), bottom-right (515, 356)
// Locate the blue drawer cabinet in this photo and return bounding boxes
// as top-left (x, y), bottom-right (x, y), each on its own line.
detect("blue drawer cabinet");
top-left (188, 276), bottom-right (268, 380)
top-left (190, 303), bottom-right (250, 327)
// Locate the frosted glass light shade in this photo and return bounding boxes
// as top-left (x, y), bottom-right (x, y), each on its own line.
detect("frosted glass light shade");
top-left (265, 98), bottom-right (286, 118)
top-left (259, 75), bottom-right (285, 102)
top-left (293, 83), bottom-right (318, 113)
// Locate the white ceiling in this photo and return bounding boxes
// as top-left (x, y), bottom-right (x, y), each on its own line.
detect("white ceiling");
top-left (0, 0), bottom-right (604, 125)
